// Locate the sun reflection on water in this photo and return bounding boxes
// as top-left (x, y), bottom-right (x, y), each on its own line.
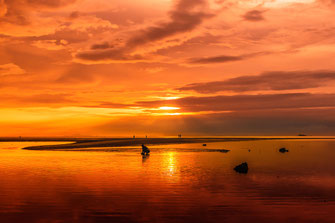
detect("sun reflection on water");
top-left (168, 152), bottom-right (175, 174)
top-left (166, 152), bottom-right (177, 177)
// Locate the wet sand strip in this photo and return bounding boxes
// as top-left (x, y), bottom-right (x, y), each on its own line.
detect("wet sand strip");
top-left (17, 137), bottom-right (335, 150)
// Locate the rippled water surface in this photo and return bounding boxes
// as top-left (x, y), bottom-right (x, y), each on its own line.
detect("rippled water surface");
top-left (1, 139), bottom-right (335, 223)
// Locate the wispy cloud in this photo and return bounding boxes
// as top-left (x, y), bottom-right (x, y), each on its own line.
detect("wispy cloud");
top-left (188, 55), bottom-right (243, 64)
top-left (178, 70), bottom-right (335, 93)
top-left (186, 51), bottom-right (270, 64)
top-left (242, 10), bottom-right (266, 22)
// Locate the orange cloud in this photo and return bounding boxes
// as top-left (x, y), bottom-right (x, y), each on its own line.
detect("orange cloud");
top-left (0, 63), bottom-right (26, 76)
top-left (0, 0), bottom-right (77, 26)
top-left (1, 0), bottom-right (335, 136)
top-left (76, 0), bottom-right (214, 62)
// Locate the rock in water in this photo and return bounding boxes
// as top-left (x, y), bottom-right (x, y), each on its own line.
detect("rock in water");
top-left (234, 162), bottom-right (248, 174)
top-left (203, 144), bottom-right (207, 146)
top-left (279, 147), bottom-right (289, 153)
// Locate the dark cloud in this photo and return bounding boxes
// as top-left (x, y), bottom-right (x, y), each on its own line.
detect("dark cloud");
top-left (95, 108), bottom-right (335, 136)
top-left (242, 10), bottom-right (265, 22)
top-left (76, 48), bottom-right (143, 61)
top-left (22, 0), bottom-right (76, 8)
top-left (178, 70), bottom-right (335, 93)
top-left (126, 0), bottom-right (212, 48)
top-left (186, 108), bottom-right (335, 135)
top-left (187, 51), bottom-right (270, 64)
top-left (188, 55), bottom-right (243, 64)
top-left (136, 93), bottom-right (335, 112)
top-left (76, 0), bottom-right (213, 61)
top-left (90, 42), bottom-right (114, 50)
top-left (69, 11), bottom-right (80, 19)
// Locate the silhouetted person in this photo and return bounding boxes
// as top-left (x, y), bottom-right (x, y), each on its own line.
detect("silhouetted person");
top-left (141, 144), bottom-right (150, 155)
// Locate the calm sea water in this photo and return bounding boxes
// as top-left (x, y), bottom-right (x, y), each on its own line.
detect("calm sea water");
top-left (0, 139), bottom-right (335, 223)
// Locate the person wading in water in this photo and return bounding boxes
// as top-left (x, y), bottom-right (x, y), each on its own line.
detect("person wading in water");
top-left (141, 144), bottom-right (150, 155)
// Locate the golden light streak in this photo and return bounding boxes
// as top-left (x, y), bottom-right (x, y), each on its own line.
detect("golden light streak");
top-left (158, 107), bottom-right (180, 110)
top-left (157, 96), bottom-right (181, 100)
top-left (167, 152), bottom-right (176, 176)
top-left (264, 0), bottom-right (315, 7)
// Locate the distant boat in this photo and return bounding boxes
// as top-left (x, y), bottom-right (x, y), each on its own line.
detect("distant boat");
top-left (298, 134), bottom-right (307, 136)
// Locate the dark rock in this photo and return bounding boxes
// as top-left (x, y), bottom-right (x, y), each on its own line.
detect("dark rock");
top-left (234, 162), bottom-right (248, 174)
top-left (279, 147), bottom-right (289, 153)
top-left (202, 144), bottom-right (207, 146)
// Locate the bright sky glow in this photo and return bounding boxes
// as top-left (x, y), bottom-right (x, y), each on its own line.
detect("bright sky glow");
top-left (1, 0), bottom-right (335, 136)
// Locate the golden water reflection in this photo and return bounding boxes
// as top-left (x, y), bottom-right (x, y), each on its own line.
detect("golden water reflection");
top-left (166, 152), bottom-right (176, 176)
top-left (0, 139), bottom-right (335, 222)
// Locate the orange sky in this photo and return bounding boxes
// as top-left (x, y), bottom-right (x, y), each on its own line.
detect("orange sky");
top-left (1, 0), bottom-right (335, 136)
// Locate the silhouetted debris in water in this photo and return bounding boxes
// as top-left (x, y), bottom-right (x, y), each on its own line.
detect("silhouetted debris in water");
top-left (219, 149), bottom-right (230, 153)
top-left (234, 162), bottom-right (248, 174)
top-left (203, 144), bottom-right (207, 146)
top-left (248, 149), bottom-right (251, 152)
top-left (279, 147), bottom-right (289, 153)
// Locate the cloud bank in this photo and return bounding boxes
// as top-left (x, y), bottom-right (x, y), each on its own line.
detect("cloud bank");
top-left (178, 70), bottom-right (335, 93)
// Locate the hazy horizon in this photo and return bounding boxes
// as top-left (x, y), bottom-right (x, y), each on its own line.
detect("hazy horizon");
top-left (1, 135), bottom-right (335, 138)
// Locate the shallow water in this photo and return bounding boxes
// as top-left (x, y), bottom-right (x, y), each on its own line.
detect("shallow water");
top-left (0, 139), bottom-right (335, 223)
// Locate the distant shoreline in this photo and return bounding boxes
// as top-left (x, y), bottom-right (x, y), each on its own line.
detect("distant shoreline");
top-left (0, 137), bottom-right (333, 150)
